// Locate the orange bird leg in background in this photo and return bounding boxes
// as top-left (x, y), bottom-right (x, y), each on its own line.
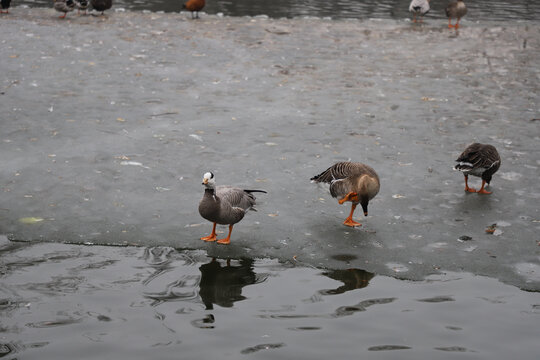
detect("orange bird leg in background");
top-left (477, 180), bottom-right (492, 195)
top-left (464, 175), bottom-right (476, 193)
top-left (201, 222), bottom-right (217, 241)
top-left (217, 225), bottom-right (234, 245)
top-left (448, 18), bottom-right (454, 28)
top-left (343, 203), bottom-right (362, 227)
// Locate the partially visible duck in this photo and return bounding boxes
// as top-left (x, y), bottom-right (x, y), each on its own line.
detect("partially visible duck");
top-left (446, 0), bottom-right (467, 29)
top-left (91, 0), bottom-right (112, 15)
top-left (54, 0), bottom-right (76, 19)
top-left (198, 172), bottom-right (267, 245)
top-left (0, 0), bottom-right (11, 14)
top-left (311, 162), bottom-right (380, 227)
top-left (183, 0), bottom-right (205, 19)
top-left (409, 0), bottom-right (430, 23)
top-left (454, 143), bottom-right (501, 194)
top-left (75, 0), bottom-right (89, 15)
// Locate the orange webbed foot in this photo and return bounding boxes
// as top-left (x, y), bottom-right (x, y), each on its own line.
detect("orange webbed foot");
top-left (217, 238), bottom-right (231, 245)
top-left (465, 187), bottom-right (477, 193)
top-left (200, 234), bottom-right (217, 242)
top-left (477, 188), bottom-right (492, 195)
top-left (343, 218), bottom-right (362, 227)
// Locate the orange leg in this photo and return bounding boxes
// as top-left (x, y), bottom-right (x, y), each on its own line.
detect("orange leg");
top-left (338, 192), bottom-right (359, 205)
top-left (217, 225), bottom-right (233, 245)
top-left (464, 175), bottom-right (476, 193)
top-left (343, 203), bottom-right (362, 227)
top-left (477, 180), bottom-right (492, 195)
top-left (59, 13), bottom-right (67, 19)
top-left (455, 18), bottom-right (461, 29)
top-left (201, 222), bottom-right (217, 242)
top-left (448, 19), bottom-right (454, 28)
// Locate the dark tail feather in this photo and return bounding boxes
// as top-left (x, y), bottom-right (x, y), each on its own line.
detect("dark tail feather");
top-left (244, 189), bottom-right (267, 194)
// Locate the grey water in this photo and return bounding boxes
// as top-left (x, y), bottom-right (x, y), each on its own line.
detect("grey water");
top-left (17, 0), bottom-right (540, 21)
top-left (1, 240), bottom-right (539, 360)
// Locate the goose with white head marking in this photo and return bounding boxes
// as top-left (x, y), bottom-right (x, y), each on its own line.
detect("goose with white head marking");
top-left (198, 172), bottom-right (267, 245)
top-left (311, 162), bottom-right (380, 227)
top-left (454, 143), bottom-right (501, 194)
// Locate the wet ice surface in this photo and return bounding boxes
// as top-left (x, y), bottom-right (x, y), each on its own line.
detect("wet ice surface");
top-left (0, 239), bottom-right (539, 359)
top-left (1, 9), bottom-right (540, 291)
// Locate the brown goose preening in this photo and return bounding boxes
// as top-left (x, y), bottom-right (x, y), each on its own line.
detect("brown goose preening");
top-left (311, 162), bottom-right (380, 227)
top-left (54, 0), bottom-right (76, 19)
top-left (454, 143), bottom-right (501, 194)
top-left (198, 172), bottom-right (266, 245)
top-left (446, 0), bottom-right (467, 29)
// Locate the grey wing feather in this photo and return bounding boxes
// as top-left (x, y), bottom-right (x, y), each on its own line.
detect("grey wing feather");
top-left (216, 186), bottom-right (257, 211)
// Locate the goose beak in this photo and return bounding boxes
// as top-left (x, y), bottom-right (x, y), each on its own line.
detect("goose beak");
top-left (202, 178), bottom-right (208, 185)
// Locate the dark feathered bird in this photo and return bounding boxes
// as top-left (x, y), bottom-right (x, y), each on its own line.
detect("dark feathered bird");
top-left (0, 0), bottom-right (11, 14)
top-left (454, 143), bottom-right (501, 194)
top-left (91, 0), bottom-right (112, 15)
top-left (311, 162), bottom-right (380, 227)
top-left (54, 0), bottom-right (76, 19)
top-left (446, 0), bottom-right (467, 29)
top-left (183, 0), bottom-right (205, 19)
top-left (198, 172), bottom-right (266, 245)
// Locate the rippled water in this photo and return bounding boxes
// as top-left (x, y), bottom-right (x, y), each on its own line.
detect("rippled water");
top-left (1, 240), bottom-right (538, 359)
top-left (17, 0), bottom-right (540, 20)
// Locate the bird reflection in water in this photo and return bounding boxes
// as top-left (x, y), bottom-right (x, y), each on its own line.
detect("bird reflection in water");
top-left (199, 258), bottom-right (265, 310)
top-left (319, 269), bottom-right (375, 295)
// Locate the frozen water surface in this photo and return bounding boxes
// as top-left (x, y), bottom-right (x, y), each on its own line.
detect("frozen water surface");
top-left (0, 9), bottom-right (539, 291)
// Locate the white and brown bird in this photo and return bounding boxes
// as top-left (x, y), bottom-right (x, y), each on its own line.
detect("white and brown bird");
top-left (54, 0), bottom-right (76, 19)
top-left (409, 0), bottom-right (430, 23)
top-left (454, 143), bottom-right (501, 194)
top-left (446, 0), bottom-right (467, 29)
top-left (75, 0), bottom-right (89, 15)
top-left (311, 162), bottom-right (380, 227)
top-left (198, 172), bottom-right (266, 245)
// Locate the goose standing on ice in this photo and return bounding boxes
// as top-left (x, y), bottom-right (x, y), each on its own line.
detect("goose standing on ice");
top-left (75, 0), bottom-right (89, 15)
top-left (54, 0), bottom-right (76, 19)
top-left (91, 0), bottom-right (112, 15)
top-left (446, 0), bottom-right (467, 29)
top-left (454, 143), bottom-right (501, 194)
top-left (198, 172), bottom-right (267, 245)
top-left (409, 0), bottom-right (430, 23)
top-left (311, 162), bottom-right (380, 227)
top-left (183, 0), bottom-right (205, 19)
top-left (0, 0), bottom-right (11, 14)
